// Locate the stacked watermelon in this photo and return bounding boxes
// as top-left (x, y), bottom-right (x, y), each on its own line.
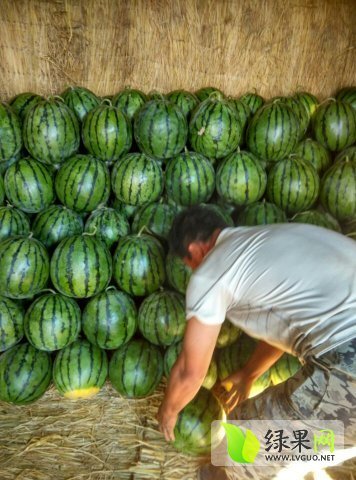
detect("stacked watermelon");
top-left (0, 84), bottom-right (355, 457)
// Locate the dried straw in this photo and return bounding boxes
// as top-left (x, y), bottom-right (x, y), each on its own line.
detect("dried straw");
top-left (0, 382), bottom-right (205, 480)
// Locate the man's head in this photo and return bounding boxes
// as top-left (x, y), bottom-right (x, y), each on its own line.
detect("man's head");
top-left (168, 205), bottom-right (229, 269)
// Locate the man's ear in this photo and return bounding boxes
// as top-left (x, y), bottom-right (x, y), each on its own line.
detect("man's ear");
top-left (187, 242), bottom-right (199, 257)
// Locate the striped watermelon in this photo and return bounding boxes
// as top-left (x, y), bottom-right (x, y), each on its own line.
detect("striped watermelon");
top-left (0, 175), bottom-right (3, 205)
top-left (0, 152), bottom-right (19, 176)
top-left (246, 101), bottom-right (300, 162)
top-left (280, 96), bottom-right (310, 139)
top-left (82, 287), bottom-right (137, 349)
top-left (229, 99), bottom-right (252, 137)
top-left (24, 293), bottom-right (80, 351)
top-left (61, 86), bottom-right (100, 122)
top-left (166, 90), bottom-right (199, 118)
top-left (134, 99), bottom-right (188, 159)
top-left (266, 157), bottom-right (320, 216)
top-left (173, 387), bottom-right (225, 456)
top-left (82, 104), bottom-right (132, 162)
top-left (215, 320), bottom-right (242, 349)
top-left (312, 100), bottom-right (356, 151)
top-left (109, 338), bottom-right (163, 398)
top-left (0, 236), bottom-right (49, 299)
top-left (113, 233), bottom-right (166, 296)
top-left (0, 205), bottom-right (30, 241)
top-left (9, 92), bottom-right (44, 122)
top-left (4, 157), bottom-right (55, 213)
top-left (50, 234), bottom-right (112, 298)
top-left (189, 93), bottom-right (242, 159)
top-left (294, 91), bottom-right (319, 119)
top-left (164, 341), bottom-right (218, 390)
top-left (335, 86), bottom-right (356, 110)
top-left (165, 252), bottom-right (192, 294)
top-left (111, 198), bottom-right (138, 220)
top-left (217, 334), bottom-right (271, 397)
top-left (236, 201), bottom-right (287, 226)
top-left (0, 102), bottom-right (22, 163)
top-left (320, 159), bottom-right (356, 221)
top-left (239, 92), bottom-right (264, 115)
top-left (0, 295), bottom-right (24, 352)
top-left (111, 153), bottom-right (164, 206)
top-left (195, 87), bottom-right (225, 102)
top-left (293, 138), bottom-right (332, 174)
top-left (112, 87), bottom-right (147, 121)
top-left (165, 151), bottom-right (215, 206)
top-left (216, 150), bottom-right (267, 206)
top-left (138, 289), bottom-right (186, 346)
top-left (55, 154), bottom-right (110, 213)
top-left (53, 338), bottom-right (108, 399)
top-left (335, 145), bottom-right (356, 164)
top-left (291, 210), bottom-right (341, 232)
top-left (23, 98), bottom-right (80, 165)
top-left (32, 205), bottom-right (83, 248)
top-left (131, 201), bottom-right (177, 240)
top-left (0, 343), bottom-right (52, 404)
top-left (270, 353), bottom-right (301, 385)
top-left (84, 207), bottom-right (130, 248)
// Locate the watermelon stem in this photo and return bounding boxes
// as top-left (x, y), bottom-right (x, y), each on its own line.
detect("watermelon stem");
top-left (83, 227), bottom-right (97, 236)
top-left (105, 285), bottom-right (117, 292)
top-left (101, 98), bottom-right (112, 107)
top-left (137, 225), bottom-right (150, 237)
top-left (51, 95), bottom-right (65, 103)
top-left (39, 288), bottom-right (57, 295)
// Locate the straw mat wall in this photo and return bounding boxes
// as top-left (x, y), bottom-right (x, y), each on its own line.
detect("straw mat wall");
top-left (0, 0), bottom-right (355, 100)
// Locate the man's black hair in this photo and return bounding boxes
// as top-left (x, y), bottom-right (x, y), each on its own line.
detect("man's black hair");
top-left (168, 205), bottom-right (229, 258)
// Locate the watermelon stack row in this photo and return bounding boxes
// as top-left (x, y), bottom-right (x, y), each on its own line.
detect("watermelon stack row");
top-left (0, 84), bottom-right (355, 456)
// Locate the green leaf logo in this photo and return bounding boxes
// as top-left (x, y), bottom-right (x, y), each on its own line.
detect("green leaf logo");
top-left (221, 422), bottom-right (260, 464)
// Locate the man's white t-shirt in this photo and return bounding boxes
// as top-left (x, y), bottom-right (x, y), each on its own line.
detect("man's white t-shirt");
top-left (186, 224), bottom-right (356, 360)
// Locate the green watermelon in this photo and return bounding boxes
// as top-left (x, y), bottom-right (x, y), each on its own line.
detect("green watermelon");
top-left (113, 233), bottom-right (166, 296)
top-left (138, 289), bottom-right (186, 346)
top-left (82, 104), bottom-right (132, 162)
top-left (134, 99), bottom-right (188, 159)
top-left (216, 150), bottom-right (267, 206)
top-left (0, 296), bottom-right (24, 352)
top-left (246, 101), bottom-right (300, 162)
top-left (189, 93), bottom-right (242, 159)
top-left (166, 90), bottom-right (199, 118)
top-left (164, 341), bottom-right (218, 390)
top-left (32, 205), bottom-right (84, 248)
top-left (0, 343), bottom-right (52, 404)
top-left (4, 157), bottom-right (55, 213)
top-left (50, 234), bottom-right (112, 298)
top-left (53, 338), bottom-right (108, 399)
top-left (131, 201), bottom-right (177, 240)
top-left (291, 210), bottom-right (341, 232)
top-left (0, 102), bottom-right (22, 163)
top-left (312, 100), bottom-right (356, 151)
top-left (165, 151), bottom-right (215, 206)
top-left (204, 203), bottom-right (234, 227)
top-left (84, 207), bottom-right (130, 248)
top-left (320, 159), bottom-right (356, 221)
top-left (173, 388), bottom-right (225, 456)
top-left (23, 97), bottom-right (80, 165)
top-left (293, 138), bottom-right (332, 174)
top-left (229, 99), bottom-right (252, 136)
top-left (195, 87), bottom-right (225, 102)
top-left (279, 96), bottom-right (310, 139)
top-left (24, 293), bottom-right (81, 351)
top-left (0, 152), bottom-right (19, 176)
top-left (342, 217), bottom-right (356, 240)
top-left (266, 157), bottom-right (320, 215)
top-left (335, 86), bottom-right (356, 110)
top-left (335, 145), bottom-right (356, 164)
top-left (82, 287), bottom-right (137, 349)
top-left (236, 201), bottom-right (287, 226)
top-left (238, 92), bottom-right (264, 115)
top-left (0, 236), bottom-right (49, 299)
top-left (217, 334), bottom-right (271, 397)
top-left (61, 86), bottom-right (100, 122)
top-left (111, 153), bottom-right (164, 206)
top-left (111, 198), bottom-right (138, 219)
top-left (112, 87), bottom-right (147, 121)
top-left (270, 353), bottom-right (301, 385)
top-left (165, 252), bottom-right (192, 294)
top-left (55, 154), bottom-right (110, 213)
top-left (0, 175), bottom-right (4, 205)
top-left (294, 91), bottom-right (319, 119)
top-left (109, 338), bottom-right (163, 398)
top-left (0, 206), bottom-right (30, 241)
top-left (9, 92), bottom-right (44, 122)
top-left (215, 320), bottom-right (242, 349)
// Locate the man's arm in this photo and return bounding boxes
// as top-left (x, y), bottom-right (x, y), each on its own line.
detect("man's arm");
top-left (158, 316), bottom-right (221, 441)
top-left (219, 340), bottom-right (285, 412)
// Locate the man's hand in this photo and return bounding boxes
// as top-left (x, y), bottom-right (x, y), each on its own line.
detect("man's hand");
top-left (214, 369), bottom-right (255, 414)
top-left (157, 403), bottom-right (178, 442)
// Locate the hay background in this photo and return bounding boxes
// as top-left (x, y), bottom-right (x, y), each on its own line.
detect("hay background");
top-left (0, 0), bottom-right (355, 100)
